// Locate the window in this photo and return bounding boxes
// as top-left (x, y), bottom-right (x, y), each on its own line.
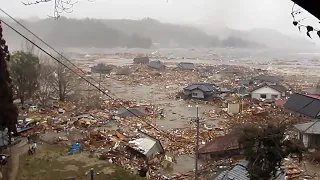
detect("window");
top-left (271, 95), bottom-right (278, 99)
top-left (192, 92), bottom-right (198, 96)
top-left (260, 94), bottom-right (266, 99)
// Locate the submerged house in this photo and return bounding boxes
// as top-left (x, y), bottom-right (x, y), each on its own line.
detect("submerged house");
top-left (199, 134), bottom-right (241, 160)
top-left (90, 63), bottom-right (112, 74)
top-left (115, 67), bottom-right (131, 75)
top-left (294, 120), bottom-right (320, 148)
top-left (251, 84), bottom-right (287, 100)
top-left (252, 75), bottom-right (282, 84)
top-left (116, 107), bottom-right (150, 118)
top-left (148, 60), bottom-right (165, 70)
top-left (175, 62), bottom-right (195, 70)
top-left (183, 83), bottom-right (219, 100)
top-left (219, 68), bottom-right (243, 77)
top-left (133, 57), bottom-right (150, 64)
top-left (238, 79), bottom-right (253, 87)
top-left (128, 131), bottom-right (165, 158)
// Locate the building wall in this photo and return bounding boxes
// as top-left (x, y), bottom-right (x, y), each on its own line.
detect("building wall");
top-left (227, 103), bottom-right (240, 114)
top-left (191, 89), bottom-right (204, 99)
top-left (251, 86), bottom-right (281, 100)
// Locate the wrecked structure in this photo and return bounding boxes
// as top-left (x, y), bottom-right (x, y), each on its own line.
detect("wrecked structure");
top-left (133, 57), bottom-right (150, 64)
top-left (90, 63), bottom-right (112, 74)
top-left (148, 60), bottom-right (165, 70)
top-left (183, 83), bottom-right (219, 100)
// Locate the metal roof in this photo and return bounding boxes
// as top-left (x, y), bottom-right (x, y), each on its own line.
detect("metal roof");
top-left (215, 161), bottom-right (285, 180)
top-left (294, 119), bottom-right (320, 134)
top-left (284, 93), bottom-right (320, 118)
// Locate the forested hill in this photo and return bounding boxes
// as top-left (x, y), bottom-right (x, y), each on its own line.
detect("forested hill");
top-left (2, 17), bottom-right (266, 49)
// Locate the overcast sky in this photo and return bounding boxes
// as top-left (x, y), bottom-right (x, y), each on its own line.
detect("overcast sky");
top-left (1, 0), bottom-right (319, 38)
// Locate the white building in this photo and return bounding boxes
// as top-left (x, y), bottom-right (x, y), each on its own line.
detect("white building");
top-left (251, 84), bottom-right (287, 100)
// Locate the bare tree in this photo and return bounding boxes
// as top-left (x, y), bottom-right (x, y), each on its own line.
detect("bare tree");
top-left (22, 0), bottom-right (95, 19)
top-left (10, 51), bottom-right (40, 104)
top-left (49, 55), bottom-right (77, 101)
top-left (35, 63), bottom-right (54, 106)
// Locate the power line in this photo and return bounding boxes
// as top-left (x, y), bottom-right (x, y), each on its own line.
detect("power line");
top-left (0, 8), bottom-right (115, 98)
top-left (0, 18), bottom-right (175, 142)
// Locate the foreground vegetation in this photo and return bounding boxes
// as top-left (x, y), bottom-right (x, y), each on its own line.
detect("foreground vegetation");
top-left (18, 144), bottom-right (144, 180)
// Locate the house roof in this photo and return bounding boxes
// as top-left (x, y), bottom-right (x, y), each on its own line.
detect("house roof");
top-left (294, 120), bottom-right (320, 134)
top-left (303, 88), bottom-right (320, 95)
top-left (116, 67), bottom-right (130, 75)
top-left (214, 161), bottom-right (285, 180)
top-left (199, 134), bottom-right (239, 154)
top-left (184, 83), bottom-right (217, 92)
top-left (133, 57), bottom-right (150, 64)
top-left (284, 93), bottom-right (320, 118)
top-left (90, 63), bottom-right (112, 73)
top-left (251, 83), bottom-right (287, 93)
top-left (232, 87), bottom-right (250, 95)
top-left (128, 131), bottom-right (165, 157)
top-left (214, 161), bottom-right (249, 180)
top-left (177, 62), bottom-right (195, 70)
top-left (252, 75), bottom-right (281, 83)
top-left (219, 68), bottom-right (242, 74)
top-left (148, 60), bottom-right (165, 69)
top-left (117, 107), bottom-right (149, 117)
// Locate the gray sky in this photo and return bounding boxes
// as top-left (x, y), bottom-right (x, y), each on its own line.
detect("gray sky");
top-left (1, 0), bottom-right (319, 37)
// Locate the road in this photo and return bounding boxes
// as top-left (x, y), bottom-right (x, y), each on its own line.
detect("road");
top-left (2, 138), bottom-right (28, 180)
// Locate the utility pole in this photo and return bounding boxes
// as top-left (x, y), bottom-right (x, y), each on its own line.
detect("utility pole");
top-left (90, 168), bottom-right (94, 180)
top-left (195, 105), bottom-right (200, 180)
top-left (98, 72), bottom-right (102, 89)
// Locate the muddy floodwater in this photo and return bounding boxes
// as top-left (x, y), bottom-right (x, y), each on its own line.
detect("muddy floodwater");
top-left (75, 54), bottom-right (320, 175)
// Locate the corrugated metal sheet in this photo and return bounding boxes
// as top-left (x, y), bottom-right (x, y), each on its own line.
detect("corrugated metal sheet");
top-left (284, 93), bottom-right (320, 118)
top-left (215, 161), bottom-right (249, 180)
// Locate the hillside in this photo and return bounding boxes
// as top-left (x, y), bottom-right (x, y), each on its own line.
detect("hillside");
top-left (2, 17), bottom-right (265, 49)
top-left (203, 26), bottom-right (316, 50)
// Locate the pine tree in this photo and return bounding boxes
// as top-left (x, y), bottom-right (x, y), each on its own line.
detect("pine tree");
top-left (0, 21), bottom-right (18, 139)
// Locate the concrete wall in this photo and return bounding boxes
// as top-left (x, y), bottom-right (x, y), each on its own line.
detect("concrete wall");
top-left (302, 133), bottom-right (309, 148)
top-left (251, 86), bottom-right (281, 100)
top-left (191, 89), bottom-right (204, 99)
top-left (227, 103), bottom-right (240, 114)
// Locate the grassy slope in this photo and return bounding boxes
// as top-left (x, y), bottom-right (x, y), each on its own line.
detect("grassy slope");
top-left (17, 144), bottom-right (144, 180)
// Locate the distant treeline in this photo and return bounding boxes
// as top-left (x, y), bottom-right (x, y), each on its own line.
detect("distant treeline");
top-left (3, 17), bottom-right (266, 49)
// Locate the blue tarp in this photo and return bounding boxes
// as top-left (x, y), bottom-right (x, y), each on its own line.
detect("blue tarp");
top-left (68, 143), bottom-right (81, 155)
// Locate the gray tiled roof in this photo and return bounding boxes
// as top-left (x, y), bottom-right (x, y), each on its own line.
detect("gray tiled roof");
top-left (294, 120), bottom-right (320, 134)
top-left (215, 161), bottom-right (249, 180)
top-left (184, 83), bottom-right (217, 92)
top-left (215, 161), bottom-right (285, 180)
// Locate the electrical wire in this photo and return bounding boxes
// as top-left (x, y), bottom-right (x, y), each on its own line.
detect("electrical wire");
top-left (0, 7), bottom-right (117, 99)
top-left (0, 18), bottom-right (175, 142)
